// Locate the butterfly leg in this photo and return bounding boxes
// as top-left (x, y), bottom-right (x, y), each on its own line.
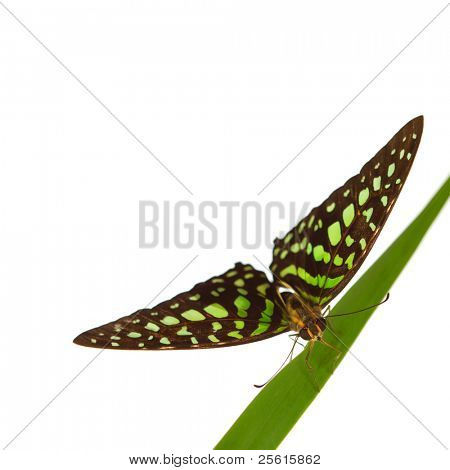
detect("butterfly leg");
top-left (318, 337), bottom-right (342, 371)
top-left (304, 340), bottom-right (321, 390)
top-left (254, 334), bottom-right (302, 388)
top-left (289, 335), bottom-right (300, 361)
top-left (304, 339), bottom-right (316, 370)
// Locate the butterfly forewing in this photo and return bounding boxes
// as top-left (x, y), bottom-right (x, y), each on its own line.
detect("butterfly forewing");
top-left (270, 116), bottom-right (423, 307)
top-left (74, 263), bottom-right (288, 350)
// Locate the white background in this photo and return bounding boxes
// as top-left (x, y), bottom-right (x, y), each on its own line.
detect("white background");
top-left (0, 1), bottom-right (449, 469)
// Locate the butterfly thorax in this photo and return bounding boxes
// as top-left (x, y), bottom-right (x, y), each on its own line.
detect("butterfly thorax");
top-left (284, 292), bottom-right (327, 341)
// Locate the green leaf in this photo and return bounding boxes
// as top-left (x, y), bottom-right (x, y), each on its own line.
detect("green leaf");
top-left (215, 177), bottom-right (449, 450)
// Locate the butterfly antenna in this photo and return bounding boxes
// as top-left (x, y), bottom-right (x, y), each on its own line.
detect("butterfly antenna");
top-left (254, 335), bottom-right (302, 389)
top-left (327, 293), bottom-right (390, 318)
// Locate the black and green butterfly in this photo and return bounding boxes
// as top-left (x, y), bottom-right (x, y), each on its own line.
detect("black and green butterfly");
top-left (74, 116), bottom-right (423, 353)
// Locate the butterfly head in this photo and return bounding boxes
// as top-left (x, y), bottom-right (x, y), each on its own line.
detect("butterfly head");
top-left (284, 292), bottom-right (327, 341)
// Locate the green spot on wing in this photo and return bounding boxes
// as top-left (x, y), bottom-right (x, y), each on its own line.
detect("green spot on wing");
top-left (145, 322), bottom-right (160, 332)
top-left (363, 207), bottom-right (373, 222)
top-left (298, 267), bottom-right (318, 287)
top-left (358, 187), bottom-right (370, 206)
top-left (227, 331), bottom-right (243, 339)
top-left (127, 332), bottom-right (142, 338)
top-left (345, 252), bottom-right (355, 269)
top-left (290, 243), bottom-right (300, 253)
top-left (161, 316), bottom-right (180, 326)
top-left (280, 264), bottom-right (296, 277)
top-left (257, 283), bottom-right (269, 295)
top-left (373, 176), bottom-right (381, 191)
top-left (313, 245), bottom-right (326, 262)
top-left (181, 309), bottom-right (206, 321)
top-left (387, 163), bottom-right (395, 177)
top-left (342, 203), bottom-right (355, 227)
top-left (234, 296), bottom-right (251, 310)
top-left (237, 309), bottom-right (248, 318)
top-left (284, 233), bottom-right (293, 244)
top-left (262, 299), bottom-right (274, 319)
top-left (177, 326), bottom-right (192, 336)
top-left (333, 254), bottom-right (343, 266)
top-left (345, 235), bottom-right (355, 247)
top-left (251, 323), bottom-right (270, 336)
top-left (275, 325), bottom-right (289, 333)
top-left (323, 275), bottom-right (344, 289)
top-left (327, 221), bottom-right (341, 246)
top-left (204, 303), bottom-right (229, 318)
top-left (299, 236), bottom-right (307, 250)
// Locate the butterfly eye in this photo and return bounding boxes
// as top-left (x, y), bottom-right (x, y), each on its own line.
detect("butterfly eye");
top-left (299, 329), bottom-right (311, 341)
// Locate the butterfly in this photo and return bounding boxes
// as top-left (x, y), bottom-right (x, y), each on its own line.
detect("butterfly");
top-left (74, 116), bottom-right (423, 354)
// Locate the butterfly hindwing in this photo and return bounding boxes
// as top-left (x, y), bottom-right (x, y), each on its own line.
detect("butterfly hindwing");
top-left (270, 116), bottom-right (423, 307)
top-left (74, 263), bottom-right (288, 350)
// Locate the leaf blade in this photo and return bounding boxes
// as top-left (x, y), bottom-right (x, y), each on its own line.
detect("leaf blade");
top-left (215, 177), bottom-right (449, 450)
